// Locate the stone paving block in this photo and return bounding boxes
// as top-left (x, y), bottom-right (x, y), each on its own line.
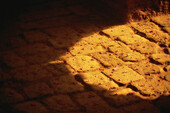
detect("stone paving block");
top-left (165, 71), bottom-right (170, 82)
top-left (45, 26), bottom-right (81, 48)
top-left (0, 51), bottom-right (27, 68)
top-left (24, 54), bottom-right (55, 65)
top-left (165, 65), bottom-right (170, 71)
top-left (103, 66), bottom-right (144, 84)
top-left (50, 75), bottom-right (84, 93)
top-left (75, 33), bottom-right (118, 48)
top-left (45, 63), bottom-right (75, 75)
top-left (128, 60), bottom-right (161, 75)
top-left (150, 54), bottom-right (170, 64)
top-left (91, 52), bottom-right (124, 67)
top-left (117, 34), bottom-right (162, 54)
top-left (24, 82), bottom-right (54, 98)
top-left (122, 101), bottom-right (161, 113)
top-left (42, 95), bottom-right (82, 112)
top-left (163, 26), bottom-right (170, 34)
top-left (66, 55), bottom-right (100, 72)
top-left (0, 88), bottom-right (24, 104)
top-left (72, 22), bottom-right (100, 35)
top-left (167, 48), bottom-right (170, 54)
top-left (131, 21), bottom-right (170, 46)
top-left (15, 43), bottom-right (56, 56)
top-left (69, 44), bottom-right (105, 55)
top-left (11, 65), bottom-right (52, 81)
top-left (24, 30), bottom-right (49, 43)
top-left (117, 34), bottom-right (148, 45)
top-left (152, 15), bottom-right (170, 34)
top-left (131, 75), bottom-right (170, 96)
top-left (151, 15), bottom-right (170, 27)
top-left (14, 101), bottom-right (48, 113)
top-left (74, 33), bottom-right (107, 45)
top-left (102, 25), bottom-right (134, 38)
top-left (129, 41), bottom-right (162, 54)
top-left (73, 91), bottom-right (124, 113)
top-left (58, 50), bottom-right (74, 61)
top-left (108, 42), bottom-right (145, 62)
top-left (45, 26), bottom-right (79, 38)
top-left (104, 88), bottom-right (141, 107)
top-left (14, 43), bottom-right (60, 64)
top-left (48, 37), bottom-right (79, 49)
top-left (77, 71), bottom-right (119, 91)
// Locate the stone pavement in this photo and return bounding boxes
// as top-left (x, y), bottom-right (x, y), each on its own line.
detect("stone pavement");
top-left (0, 0), bottom-right (170, 113)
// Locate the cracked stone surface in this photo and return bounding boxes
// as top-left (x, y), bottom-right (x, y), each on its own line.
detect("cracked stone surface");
top-left (0, 0), bottom-right (169, 113)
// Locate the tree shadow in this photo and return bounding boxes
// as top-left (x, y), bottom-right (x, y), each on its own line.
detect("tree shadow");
top-left (0, 0), bottom-right (169, 113)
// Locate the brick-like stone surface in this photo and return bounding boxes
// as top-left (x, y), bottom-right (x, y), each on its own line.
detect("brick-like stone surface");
top-left (152, 15), bottom-right (170, 34)
top-left (14, 101), bottom-right (48, 113)
top-left (117, 34), bottom-right (148, 45)
top-left (131, 75), bottom-right (170, 96)
top-left (108, 42), bottom-right (145, 62)
top-left (45, 26), bottom-right (79, 38)
top-left (91, 52), bottom-right (124, 67)
top-left (150, 54), bottom-right (170, 64)
top-left (163, 26), bottom-right (170, 34)
top-left (129, 41), bottom-right (162, 54)
top-left (165, 71), bottom-right (170, 82)
top-left (77, 71), bottom-right (119, 91)
top-left (73, 91), bottom-right (124, 113)
top-left (50, 75), bottom-right (84, 93)
top-left (128, 60), bottom-right (161, 75)
top-left (131, 21), bottom-right (170, 46)
top-left (103, 66), bottom-right (144, 84)
top-left (42, 95), bottom-right (82, 112)
top-left (11, 65), bottom-right (52, 81)
top-left (122, 101), bottom-right (161, 113)
top-left (151, 15), bottom-right (170, 27)
top-left (74, 33), bottom-right (114, 48)
top-left (104, 88), bottom-right (141, 107)
top-left (0, 51), bottom-right (27, 68)
top-left (66, 55), bottom-right (100, 72)
top-left (72, 23), bottom-right (100, 35)
top-left (69, 44), bottom-right (105, 55)
top-left (102, 25), bottom-right (134, 38)
top-left (0, 88), bottom-right (24, 104)
top-left (45, 63), bottom-right (74, 75)
top-left (14, 43), bottom-right (60, 64)
top-left (46, 26), bottom-right (81, 48)
top-left (24, 30), bottom-right (49, 43)
top-left (24, 82), bottom-right (54, 98)
top-left (0, 1), bottom-right (170, 112)
top-left (164, 65), bottom-right (170, 81)
top-left (118, 34), bottom-right (162, 54)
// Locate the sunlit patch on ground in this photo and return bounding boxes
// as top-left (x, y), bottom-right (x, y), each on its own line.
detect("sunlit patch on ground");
top-left (0, 0), bottom-right (169, 112)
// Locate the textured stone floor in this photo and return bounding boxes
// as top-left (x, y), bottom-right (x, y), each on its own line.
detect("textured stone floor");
top-left (0, 0), bottom-right (170, 113)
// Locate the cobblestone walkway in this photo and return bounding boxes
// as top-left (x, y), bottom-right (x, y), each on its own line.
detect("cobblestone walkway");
top-left (0, 0), bottom-right (170, 113)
